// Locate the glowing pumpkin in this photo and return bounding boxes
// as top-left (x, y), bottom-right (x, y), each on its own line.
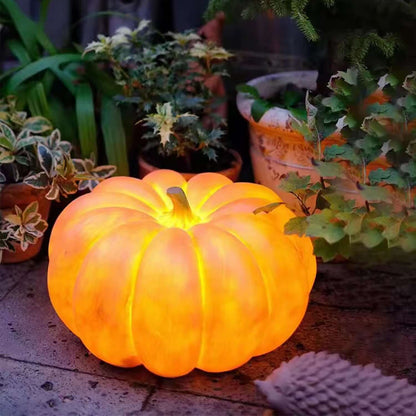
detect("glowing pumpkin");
top-left (48, 170), bottom-right (316, 377)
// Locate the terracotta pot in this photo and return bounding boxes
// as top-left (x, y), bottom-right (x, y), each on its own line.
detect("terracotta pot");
top-left (237, 71), bottom-right (320, 212)
top-left (138, 149), bottom-right (243, 182)
top-left (0, 183), bottom-right (51, 264)
top-left (237, 71), bottom-right (400, 213)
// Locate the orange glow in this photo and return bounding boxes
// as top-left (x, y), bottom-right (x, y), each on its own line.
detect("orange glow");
top-left (48, 169), bottom-right (316, 377)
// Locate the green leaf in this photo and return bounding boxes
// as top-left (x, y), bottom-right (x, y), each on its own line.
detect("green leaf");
top-left (359, 185), bottom-right (391, 202)
top-left (312, 238), bottom-right (338, 262)
top-left (100, 96), bottom-right (129, 176)
top-left (37, 143), bottom-right (53, 175)
top-left (283, 89), bottom-right (303, 108)
top-left (75, 83), bottom-right (98, 159)
top-left (336, 212), bottom-right (364, 235)
top-left (289, 107), bottom-right (307, 122)
top-left (236, 84), bottom-right (260, 99)
top-left (0, 0), bottom-right (40, 59)
top-left (279, 172), bottom-right (311, 193)
top-left (322, 95), bottom-right (345, 112)
top-left (251, 99), bottom-right (272, 123)
top-left (23, 172), bottom-right (49, 189)
top-left (398, 233), bottom-right (416, 252)
top-left (313, 160), bottom-right (345, 178)
top-left (368, 168), bottom-right (406, 188)
top-left (26, 82), bottom-right (51, 119)
top-left (361, 229), bottom-right (384, 248)
top-left (7, 39), bottom-right (31, 65)
top-left (284, 217), bottom-right (308, 236)
top-left (23, 116), bottom-right (53, 134)
top-left (0, 135), bottom-right (14, 151)
top-left (324, 144), bottom-right (361, 165)
top-left (5, 54), bottom-right (82, 93)
top-left (306, 211), bottom-right (346, 244)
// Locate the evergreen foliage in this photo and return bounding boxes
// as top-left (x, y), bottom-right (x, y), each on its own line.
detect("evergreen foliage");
top-left (205, 0), bottom-right (416, 69)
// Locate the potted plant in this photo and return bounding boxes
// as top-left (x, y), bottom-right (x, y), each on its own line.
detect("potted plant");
top-left (0, 97), bottom-right (116, 263)
top-left (206, 0), bottom-right (416, 193)
top-left (275, 69), bottom-right (416, 261)
top-left (84, 21), bottom-right (242, 180)
top-left (0, 0), bottom-right (130, 175)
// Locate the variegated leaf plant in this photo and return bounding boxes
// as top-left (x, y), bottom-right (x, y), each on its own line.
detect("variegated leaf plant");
top-left (72, 154), bottom-right (117, 192)
top-left (1, 201), bottom-right (47, 255)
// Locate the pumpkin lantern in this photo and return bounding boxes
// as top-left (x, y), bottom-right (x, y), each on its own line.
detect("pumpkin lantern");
top-left (48, 170), bottom-right (316, 377)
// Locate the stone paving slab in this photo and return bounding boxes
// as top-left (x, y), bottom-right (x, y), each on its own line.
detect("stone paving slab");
top-left (0, 261), bottom-right (159, 387)
top-left (0, 356), bottom-right (149, 416)
top-left (1, 257), bottom-right (416, 415)
top-left (141, 390), bottom-right (265, 415)
top-left (0, 261), bottom-right (34, 302)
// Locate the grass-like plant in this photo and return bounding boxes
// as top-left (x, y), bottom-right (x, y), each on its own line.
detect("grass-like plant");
top-left (0, 0), bottom-right (130, 174)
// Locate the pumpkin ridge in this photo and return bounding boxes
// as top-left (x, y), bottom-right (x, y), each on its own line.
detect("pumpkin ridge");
top-left (206, 197), bottom-right (276, 221)
top-left (259, 214), bottom-right (313, 296)
top-left (93, 177), bottom-right (167, 211)
top-left (199, 183), bottom-right (281, 216)
top-left (191, 222), bottom-right (270, 370)
top-left (212, 223), bottom-right (273, 321)
top-left (48, 207), bottom-right (157, 335)
top-left (188, 234), bottom-right (208, 369)
top-left (70, 219), bottom-right (161, 338)
top-left (127, 225), bottom-right (164, 366)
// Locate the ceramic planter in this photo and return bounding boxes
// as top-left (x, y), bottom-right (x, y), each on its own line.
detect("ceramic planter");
top-left (236, 71), bottom-right (399, 213)
top-left (237, 71), bottom-right (319, 211)
top-left (138, 149), bottom-right (243, 182)
top-left (0, 183), bottom-right (51, 264)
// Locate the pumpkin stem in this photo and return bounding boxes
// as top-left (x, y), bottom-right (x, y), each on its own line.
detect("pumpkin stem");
top-left (167, 187), bottom-right (194, 226)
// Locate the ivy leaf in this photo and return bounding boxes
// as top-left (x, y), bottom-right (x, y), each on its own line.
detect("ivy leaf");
top-left (401, 160), bottom-right (416, 178)
top-left (290, 119), bottom-right (316, 142)
top-left (336, 212), bottom-right (364, 235)
top-left (279, 172), bottom-right (311, 193)
top-left (398, 233), bottom-right (416, 252)
top-left (313, 160), bottom-right (345, 178)
top-left (284, 216), bottom-right (308, 236)
top-left (359, 185), bottom-right (391, 202)
top-left (361, 229), bottom-right (384, 248)
top-left (324, 144), bottom-right (361, 165)
top-left (322, 96), bottom-right (344, 112)
top-left (368, 168), bottom-right (406, 188)
top-left (306, 210), bottom-right (346, 244)
top-left (312, 238), bottom-right (338, 262)
top-left (361, 117), bottom-right (387, 138)
top-left (324, 193), bottom-right (356, 212)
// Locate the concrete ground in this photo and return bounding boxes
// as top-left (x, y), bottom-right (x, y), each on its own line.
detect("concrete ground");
top-left (0, 258), bottom-right (415, 415)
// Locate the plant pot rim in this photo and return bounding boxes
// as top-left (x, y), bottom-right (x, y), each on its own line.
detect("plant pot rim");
top-left (236, 70), bottom-right (318, 129)
top-left (138, 149), bottom-right (243, 181)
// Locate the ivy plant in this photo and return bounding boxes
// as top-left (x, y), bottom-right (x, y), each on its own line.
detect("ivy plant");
top-left (277, 69), bottom-right (416, 261)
